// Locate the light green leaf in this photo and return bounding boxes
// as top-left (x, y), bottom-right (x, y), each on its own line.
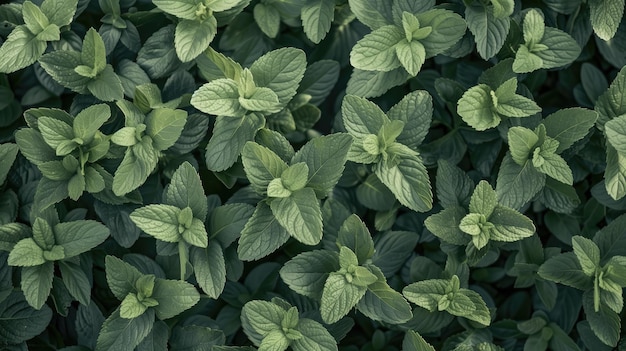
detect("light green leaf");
top-left (191, 241), bottom-right (226, 299)
top-left (197, 46), bottom-right (243, 81)
top-left (151, 278), bottom-right (200, 320)
top-left (291, 133), bottom-right (353, 198)
top-left (291, 318), bottom-right (337, 351)
top-left (280, 250), bottom-right (339, 300)
top-left (242, 141), bottom-right (289, 195)
top-left (402, 278), bottom-right (448, 311)
top-left (87, 65), bottom-right (124, 101)
top-left (270, 188), bottom-right (322, 245)
top-left (469, 180), bottom-right (497, 217)
top-left (582, 290), bottom-right (621, 347)
top-left (175, 18), bottom-right (217, 63)
top-left (513, 44), bottom-right (544, 73)
top-left (388, 90), bottom-right (432, 148)
top-left (241, 300), bottom-right (284, 336)
top-left (301, 0), bottom-right (335, 44)
top-left (58, 260), bottom-right (91, 306)
top-left (488, 206), bottom-right (535, 242)
top-left (0, 26), bottom-right (47, 74)
top-left (589, 0), bottom-right (625, 41)
top-left (337, 214), bottom-right (375, 264)
top-left (356, 267), bottom-right (412, 324)
top-left (152, 0), bottom-right (198, 20)
top-left (395, 39), bottom-right (425, 77)
top-left (534, 151), bottom-right (573, 185)
top-left (105, 255), bottom-right (143, 301)
top-left (424, 206), bottom-right (469, 245)
top-left (238, 202), bottom-right (290, 261)
top-left (166, 162), bottom-right (208, 220)
top-left (465, 3), bottom-right (510, 59)
top-left (250, 47), bottom-right (306, 106)
top-left (593, 213), bottom-right (626, 262)
top-left (81, 28), bottom-right (107, 73)
top-left (40, 0), bottom-right (78, 26)
top-left (605, 114), bottom-right (626, 154)
top-left (258, 329), bottom-right (290, 351)
top-left (191, 79), bottom-right (245, 117)
top-left (8, 238), bottom-right (45, 267)
top-left (457, 84), bottom-right (500, 131)
top-left (458, 289), bottom-right (491, 325)
top-left (23, 1), bottom-right (50, 36)
top-left (130, 204), bottom-right (182, 243)
top-left (54, 220), bottom-right (110, 258)
top-left (38, 117), bottom-right (73, 151)
top-left (350, 25), bottom-right (404, 72)
top-left (346, 68), bottom-right (409, 98)
top-left (572, 236), bottom-right (600, 276)
top-left (73, 104), bottom-right (110, 142)
top-left (320, 273), bottom-right (367, 324)
top-left (416, 8), bottom-right (467, 56)
top-left (95, 308), bottom-right (155, 351)
top-left (523, 9), bottom-right (545, 44)
top-left (39, 50), bottom-right (90, 94)
top-left (181, 218), bottom-right (208, 248)
top-left (605, 143), bottom-right (626, 200)
top-left (239, 87), bottom-right (281, 113)
top-left (120, 293), bottom-right (148, 319)
top-left (341, 95), bottom-right (388, 138)
top-left (535, 27), bottom-right (581, 70)
top-left (508, 126), bottom-right (539, 166)
top-left (538, 252), bottom-right (592, 290)
top-left (112, 137), bottom-right (159, 196)
top-left (205, 113), bottom-right (265, 172)
top-left (21, 261), bottom-right (54, 309)
top-left (254, 3), bottom-right (280, 38)
top-left (496, 153), bottom-right (546, 210)
top-left (542, 108), bottom-right (598, 153)
top-left (374, 146), bottom-right (432, 212)
top-left (496, 94), bottom-right (541, 118)
top-left (145, 108), bottom-right (186, 151)
top-left (402, 330), bottom-right (436, 351)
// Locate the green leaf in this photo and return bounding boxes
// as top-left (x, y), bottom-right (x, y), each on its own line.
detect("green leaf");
top-left (337, 214), bottom-right (375, 264)
top-left (54, 220), bottom-right (109, 258)
top-left (21, 261), bottom-right (54, 309)
top-left (95, 308), bottom-right (155, 351)
top-left (388, 90), bottom-right (432, 149)
top-left (242, 141), bottom-right (289, 195)
top-left (105, 255), bottom-right (143, 301)
top-left (205, 113), bottom-right (265, 172)
top-left (605, 114), bottom-right (626, 154)
top-left (22, 1), bottom-right (50, 37)
top-left (417, 8), bottom-right (467, 56)
top-left (320, 273), bottom-right (366, 324)
top-left (112, 137), bottom-right (159, 196)
top-left (291, 133), bottom-right (353, 198)
top-left (374, 146), bottom-right (432, 212)
top-left (40, 0), bottom-right (77, 26)
top-left (596, 66), bottom-right (626, 128)
top-left (38, 117), bottom-right (73, 151)
top-left (402, 330), bottom-right (436, 351)
top-left (395, 39), bottom-right (425, 76)
top-left (508, 126), bottom-right (539, 166)
top-left (150, 278), bottom-right (200, 320)
top-left (513, 45), bottom-right (543, 74)
top-left (0, 143), bottom-right (18, 185)
top-left (250, 47), bottom-right (306, 106)
top-left (469, 180), bottom-right (498, 217)
top-left (197, 46), bottom-right (243, 81)
top-left (605, 143), bottom-right (626, 200)
top-left (58, 260), bottom-right (91, 306)
top-left (0, 26), bottom-right (47, 73)
top-left (39, 50), bottom-right (90, 94)
top-left (8, 238), bottom-right (45, 266)
top-left (130, 204), bottom-right (182, 243)
top-left (152, 0), bottom-right (199, 20)
top-left (241, 300), bottom-right (284, 336)
top-left (73, 104), bottom-right (110, 142)
top-left (120, 293), bottom-right (148, 319)
top-left (458, 84), bottom-right (500, 131)
top-left (166, 162), bottom-right (208, 220)
top-left (350, 25), bottom-right (404, 72)
top-left (301, 0), bottom-right (335, 44)
top-left (589, 0), bottom-right (625, 41)
top-left (280, 250), bottom-right (340, 300)
top-left (191, 79), bottom-right (245, 117)
top-left (0, 290), bottom-right (52, 344)
top-left (538, 252), bottom-right (592, 290)
top-left (424, 206), bottom-right (469, 245)
top-left (496, 153), bottom-right (546, 210)
top-left (356, 266), bottom-right (412, 324)
top-left (238, 202), bottom-right (290, 261)
top-left (298, 60), bottom-right (339, 106)
top-left (458, 289), bottom-right (491, 325)
top-left (582, 290), bottom-right (620, 347)
top-left (81, 28), bottom-right (106, 73)
top-left (258, 330), bottom-right (290, 351)
top-left (87, 65), bottom-right (124, 102)
top-left (291, 318), bottom-right (337, 351)
top-left (346, 68), bottom-right (409, 98)
top-left (593, 213), bottom-right (626, 262)
top-left (543, 108), bottom-right (598, 153)
top-left (533, 151), bottom-right (573, 185)
top-left (191, 241), bottom-right (226, 299)
top-left (534, 27), bottom-right (581, 70)
top-left (465, 3), bottom-right (509, 60)
top-left (175, 18), bottom-right (217, 63)
top-left (145, 108), bottom-right (187, 151)
top-left (488, 206), bottom-right (535, 243)
top-left (402, 278), bottom-right (448, 311)
top-left (254, 3), bottom-right (280, 38)
top-left (270, 188), bottom-right (322, 245)
top-left (572, 236), bottom-right (600, 276)
top-left (496, 94), bottom-right (541, 118)
top-left (342, 95), bottom-right (388, 138)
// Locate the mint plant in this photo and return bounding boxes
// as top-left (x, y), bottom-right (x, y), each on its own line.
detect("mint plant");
top-left (2, 0), bottom-right (626, 350)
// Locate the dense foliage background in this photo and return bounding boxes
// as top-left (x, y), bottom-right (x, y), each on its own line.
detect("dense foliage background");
top-left (1, 0), bottom-right (626, 350)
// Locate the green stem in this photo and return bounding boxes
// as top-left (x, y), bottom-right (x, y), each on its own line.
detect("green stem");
top-left (178, 241), bottom-right (188, 281)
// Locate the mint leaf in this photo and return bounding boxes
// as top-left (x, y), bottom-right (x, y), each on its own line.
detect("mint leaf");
top-left (356, 266), bottom-right (412, 324)
top-left (145, 108), bottom-right (187, 151)
top-left (242, 141), bottom-right (289, 195)
top-left (589, 0), bottom-right (625, 41)
top-left (538, 252), bottom-right (592, 290)
top-left (320, 273), bottom-right (366, 324)
top-left (191, 79), bottom-right (245, 117)
top-left (457, 84), bottom-right (500, 131)
top-left (238, 202), bottom-right (290, 261)
top-left (0, 26), bottom-right (46, 73)
top-left (582, 290), bottom-right (621, 347)
top-left (543, 108), bottom-right (598, 153)
top-left (112, 137), bottom-right (159, 196)
top-left (191, 241), bottom-right (226, 299)
top-left (572, 236), bottom-right (600, 276)
top-left (0, 291), bottom-right (53, 345)
top-left (425, 206), bottom-right (469, 245)
top-left (241, 300), bottom-right (284, 337)
top-left (253, 3), bottom-right (280, 38)
top-left (205, 113), bottom-right (265, 172)
top-left (488, 206), bottom-right (535, 243)
top-left (21, 262), bottom-right (54, 309)
top-left (105, 255), bottom-right (143, 301)
top-left (604, 114), bottom-right (626, 154)
top-left (151, 278), bottom-right (200, 320)
top-left (291, 318), bottom-right (337, 351)
top-left (402, 330), bottom-right (436, 351)
top-left (465, 3), bottom-right (509, 60)
top-left (280, 250), bottom-right (339, 300)
top-left (130, 204), bottom-right (182, 243)
top-left (270, 188), bottom-right (322, 245)
top-left (350, 25), bottom-right (404, 72)
top-left (174, 18), bottom-right (217, 63)
top-left (417, 8), bottom-right (467, 56)
top-left (166, 162), bottom-right (208, 220)
top-left (291, 133), bottom-right (353, 198)
top-left (496, 153), bottom-right (546, 210)
top-left (54, 220), bottom-right (110, 258)
top-left (388, 90), bottom-right (432, 149)
top-left (250, 47), bottom-right (306, 106)
top-left (341, 95), bottom-right (388, 138)
top-left (605, 143), bottom-right (626, 200)
top-left (301, 0), bottom-right (335, 44)
top-left (95, 308), bottom-right (155, 351)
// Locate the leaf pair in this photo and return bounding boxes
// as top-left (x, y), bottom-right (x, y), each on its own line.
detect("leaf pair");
top-left (281, 215), bottom-right (412, 325)
top-left (241, 298), bottom-right (337, 351)
top-left (342, 91), bottom-right (433, 212)
top-left (6, 214), bottom-right (109, 309)
top-left (238, 133), bottom-right (352, 260)
top-left (0, 0), bottom-right (78, 73)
